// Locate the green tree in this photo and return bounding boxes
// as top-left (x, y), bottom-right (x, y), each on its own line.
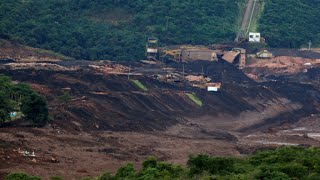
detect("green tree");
top-left (0, 91), bottom-right (13, 123)
top-left (115, 163), bottom-right (136, 179)
top-left (0, 0), bottom-right (243, 61)
top-left (0, 74), bottom-right (14, 123)
top-left (21, 93), bottom-right (49, 127)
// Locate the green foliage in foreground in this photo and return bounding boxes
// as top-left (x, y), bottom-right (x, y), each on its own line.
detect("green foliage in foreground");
top-left (259, 0), bottom-right (320, 48)
top-left (131, 80), bottom-right (148, 92)
top-left (9, 146), bottom-right (320, 180)
top-left (4, 172), bottom-right (41, 180)
top-left (186, 93), bottom-right (203, 107)
top-left (0, 74), bottom-right (48, 126)
top-left (0, 0), bottom-right (244, 61)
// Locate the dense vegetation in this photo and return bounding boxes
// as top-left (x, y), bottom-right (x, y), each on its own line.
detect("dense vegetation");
top-left (0, 0), bottom-right (243, 61)
top-left (259, 0), bottom-right (320, 48)
top-left (0, 74), bottom-right (48, 127)
top-left (6, 146), bottom-right (320, 179)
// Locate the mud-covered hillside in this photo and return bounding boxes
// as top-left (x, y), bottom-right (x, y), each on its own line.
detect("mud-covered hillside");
top-left (1, 59), bottom-right (320, 178)
top-left (1, 60), bottom-right (319, 134)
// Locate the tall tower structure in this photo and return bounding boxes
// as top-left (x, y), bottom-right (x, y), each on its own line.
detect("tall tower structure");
top-left (146, 37), bottom-right (159, 60)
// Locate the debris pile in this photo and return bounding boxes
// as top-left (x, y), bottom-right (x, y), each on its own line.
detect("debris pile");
top-left (186, 75), bottom-right (206, 82)
top-left (89, 64), bottom-right (129, 74)
top-left (245, 56), bottom-right (320, 75)
top-left (1, 63), bottom-right (79, 71)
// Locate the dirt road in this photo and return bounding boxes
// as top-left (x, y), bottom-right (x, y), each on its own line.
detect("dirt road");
top-left (235, 0), bottom-right (255, 41)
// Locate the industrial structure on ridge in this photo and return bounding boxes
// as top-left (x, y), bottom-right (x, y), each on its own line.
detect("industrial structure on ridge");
top-left (145, 37), bottom-right (251, 68)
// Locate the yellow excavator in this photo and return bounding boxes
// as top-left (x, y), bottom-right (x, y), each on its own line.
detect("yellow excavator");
top-left (160, 48), bottom-right (181, 61)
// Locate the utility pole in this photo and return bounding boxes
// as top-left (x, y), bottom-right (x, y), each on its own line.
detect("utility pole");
top-left (308, 40), bottom-right (312, 51)
top-left (182, 64), bottom-right (185, 79)
top-left (201, 65), bottom-right (204, 76)
top-left (128, 65), bottom-right (131, 80)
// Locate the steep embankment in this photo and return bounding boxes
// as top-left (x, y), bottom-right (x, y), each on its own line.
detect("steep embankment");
top-left (1, 60), bottom-right (319, 134)
top-left (0, 68), bottom-right (253, 132)
top-left (0, 0), bottom-right (244, 60)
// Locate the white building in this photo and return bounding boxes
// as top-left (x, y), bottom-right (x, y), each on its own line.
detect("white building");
top-left (207, 83), bottom-right (221, 92)
top-left (249, 32), bottom-right (261, 42)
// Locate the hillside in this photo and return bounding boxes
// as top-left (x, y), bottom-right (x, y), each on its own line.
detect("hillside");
top-left (0, 0), bottom-right (244, 61)
top-left (258, 0), bottom-right (320, 48)
top-left (1, 58), bottom-right (320, 178)
top-left (0, 39), bottom-right (71, 62)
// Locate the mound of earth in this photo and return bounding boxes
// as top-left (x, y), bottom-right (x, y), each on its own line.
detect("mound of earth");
top-left (244, 56), bottom-right (320, 77)
top-left (0, 39), bottom-right (71, 62)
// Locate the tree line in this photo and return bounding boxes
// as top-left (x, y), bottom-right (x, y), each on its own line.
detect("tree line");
top-left (0, 0), bottom-right (243, 61)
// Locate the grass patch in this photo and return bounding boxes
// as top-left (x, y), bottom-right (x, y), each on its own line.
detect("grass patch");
top-left (131, 80), bottom-right (148, 92)
top-left (186, 93), bottom-right (203, 107)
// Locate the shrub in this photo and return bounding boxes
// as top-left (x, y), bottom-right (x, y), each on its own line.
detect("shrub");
top-left (59, 92), bottom-right (71, 104)
top-left (97, 172), bottom-right (114, 180)
top-left (142, 157), bottom-right (158, 169)
top-left (188, 154), bottom-right (237, 176)
top-left (115, 163), bottom-right (136, 179)
top-left (5, 172), bottom-right (41, 180)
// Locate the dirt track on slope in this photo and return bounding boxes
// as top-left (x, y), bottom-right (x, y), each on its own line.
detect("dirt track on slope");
top-left (236, 0), bottom-right (254, 41)
top-left (241, 0), bottom-right (253, 32)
